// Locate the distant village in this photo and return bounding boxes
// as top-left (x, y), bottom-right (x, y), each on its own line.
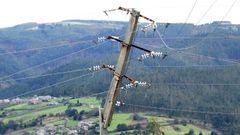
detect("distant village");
top-left (0, 95), bottom-right (58, 106)
top-left (35, 120), bottom-right (97, 135)
top-left (0, 95), bottom-right (99, 134)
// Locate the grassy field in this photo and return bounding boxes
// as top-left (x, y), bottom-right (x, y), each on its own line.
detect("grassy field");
top-left (68, 97), bottom-right (99, 105)
top-left (2, 97), bottom-right (99, 123)
top-left (109, 113), bottom-right (132, 131)
top-left (4, 102), bottom-right (48, 111)
top-left (4, 105), bottom-right (68, 123)
top-left (66, 120), bottom-right (79, 127)
top-left (108, 113), bottom-right (212, 135)
top-left (2, 97), bottom-right (214, 135)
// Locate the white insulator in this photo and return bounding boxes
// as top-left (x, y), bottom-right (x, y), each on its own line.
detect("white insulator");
top-left (97, 37), bottom-right (106, 42)
top-left (109, 36), bottom-right (120, 42)
top-left (88, 65), bottom-right (102, 72)
top-left (94, 37), bottom-right (106, 44)
top-left (125, 83), bottom-right (134, 89)
top-left (115, 101), bottom-right (125, 107)
top-left (141, 22), bottom-right (157, 32)
top-left (135, 81), bottom-right (151, 88)
top-left (115, 101), bottom-right (121, 106)
top-left (134, 81), bottom-right (139, 84)
top-left (153, 22), bottom-right (157, 31)
top-left (88, 68), bottom-right (93, 71)
top-left (138, 51), bottom-right (165, 61)
top-left (108, 65), bottom-right (115, 69)
top-left (151, 51), bottom-right (163, 57)
top-left (121, 81), bottom-right (151, 90)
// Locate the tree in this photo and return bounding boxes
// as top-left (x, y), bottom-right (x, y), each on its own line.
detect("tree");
top-left (186, 129), bottom-right (194, 135)
top-left (210, 131), bottom-right (218, 135)
top-left (147, 118), bottom-right (164, 135)
top-left (6, 120), bottom-right (18, 130)
top-left (132, 113), bottom-right (145, 121)
top-left (0, 121), bottom-right (7, 134)
top-left (65, 108), bottom-right (78, 117)
top-left (116, 124), bottom-right (129, 131)
top-left (73, 113), bottom-right (82, 121)
top-left (76, 100), bottom-right (82, 106)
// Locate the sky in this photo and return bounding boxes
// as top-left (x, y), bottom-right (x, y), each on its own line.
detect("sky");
top-left (0, 0), bottom-right (239, 28)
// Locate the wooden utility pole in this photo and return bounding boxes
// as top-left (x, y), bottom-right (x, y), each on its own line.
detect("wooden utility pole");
top-left (100, 9), bottom-right (140, 134)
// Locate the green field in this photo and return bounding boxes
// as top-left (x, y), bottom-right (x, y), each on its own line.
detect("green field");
top-left (2, 97), bottom-right (99, 123)
top-left (4, 102), bottom-right (48, 110)
top-left (108, 113), bottom-right (212, 135)
top-left (109, 113), bottom-right (132, 131)
top-left (1, 97), bottom-right (214, 135)
top-left (68, 97), bottom-right (99, 105)
top-left (4, 106), bottom-right (68, 123)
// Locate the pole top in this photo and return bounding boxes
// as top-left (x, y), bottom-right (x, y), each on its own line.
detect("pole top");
top-left (131, 9), bottom-right (140, 17)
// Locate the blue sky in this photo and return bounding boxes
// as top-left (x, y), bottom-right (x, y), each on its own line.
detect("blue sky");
top-left (0, 0), bottom-right (239, 28)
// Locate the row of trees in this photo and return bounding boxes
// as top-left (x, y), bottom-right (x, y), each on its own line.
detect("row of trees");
top-left (0, 117), bottom-right (44, 134)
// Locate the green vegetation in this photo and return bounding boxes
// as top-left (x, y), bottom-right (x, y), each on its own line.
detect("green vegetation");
top-left (0, 96), bottom-right (214, 134)
top-left (1, 21), bottom-right (240, 134)
top-left (109, 113), bottom-right (132, 131)
top-left (66, 120), bottom-right (79, 127)
top-left (48, 119), bottom-right (65, 125)
top-left (108, 113), bottom-right (212, 134)
top-left (4, 106), bottom-right (67, 123)
top-left (69, 97), bottom-right (99, 104)
top-left (5, 102), bottom-right (48, 110)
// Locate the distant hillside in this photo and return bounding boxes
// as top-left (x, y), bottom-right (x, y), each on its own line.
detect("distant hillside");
top-left (1, 20), bottom-right (239, 89)
top-left (0, 20), bottom-right (240, 134)
top-left (0, 20), bottom-right (127, 89)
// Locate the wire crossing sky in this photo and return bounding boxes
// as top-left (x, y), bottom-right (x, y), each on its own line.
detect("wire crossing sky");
top-left (0, 0), bottom-right (239, 28)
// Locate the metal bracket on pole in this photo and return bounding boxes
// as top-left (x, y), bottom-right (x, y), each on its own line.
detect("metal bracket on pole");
top-left (107, 36), bottom-right (152, 53)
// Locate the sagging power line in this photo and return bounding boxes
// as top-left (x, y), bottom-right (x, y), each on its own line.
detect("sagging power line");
top-left (0, 40), bottom-right (109, 82)
top-left (0, 40), bottom-right (93, 56)
top-left (0, 68), bottom-right (89, 83)
top-left (7, 70), bottom-right (104, 100)
top-left (124, 103), bottom-right (240, 116)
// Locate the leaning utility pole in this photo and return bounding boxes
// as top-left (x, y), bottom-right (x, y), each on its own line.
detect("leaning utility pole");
top-left (100, 8), bottom-right (140, 134)
top-left (98, 7), bottom-right (166, 135)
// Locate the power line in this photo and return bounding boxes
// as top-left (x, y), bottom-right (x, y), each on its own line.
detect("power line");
top-left (140, 35), bottom-right (240, 65)
top-left (82, 90), bottom-right (108, 98)
top-left (190, 1), bottom-right (237, 55)
top-left (0, 20), bottom-right (126, 56)
top-left (143, 64), bottom-right (239, 68)
top-left (155, 29), bottom-right (173, 50)
top-left (0, 68), bottom-right (89, 83)
top-left (176, 0), bottom-right (198, 35)
top-left (182, 0), bottom-right (237, 50)
top-left (3, 64), bottom-right (238, 84)
top-left (180, 51), bottom-right (240, 64)
top-left (124, 103), bottom-right (240, 115)
top-left (221, 0), bottom-right (238, 21)
top-left (154, 28), bottom-right (240, 65)
top-left (137, 36), bottom-right (240, 40)
top-left (151, 82), bottom-right (240, 86)
top-left (151, 0), bottom-right (237, 53)
top-left (7, 71), bottom-right (101, 99)
top-left (195, 0), bottom-right (218, 25)
top-left (0, 40), bottom-right (93, 56)
top-left (0, 41), bottom-right (108, 82)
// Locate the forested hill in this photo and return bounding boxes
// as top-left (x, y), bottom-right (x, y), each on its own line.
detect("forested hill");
top-left (1, 20), bottom-right (240, 134)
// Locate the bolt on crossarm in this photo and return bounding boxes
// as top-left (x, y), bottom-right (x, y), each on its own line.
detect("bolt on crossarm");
top-left (100, 9), bottom-right (140, 135)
